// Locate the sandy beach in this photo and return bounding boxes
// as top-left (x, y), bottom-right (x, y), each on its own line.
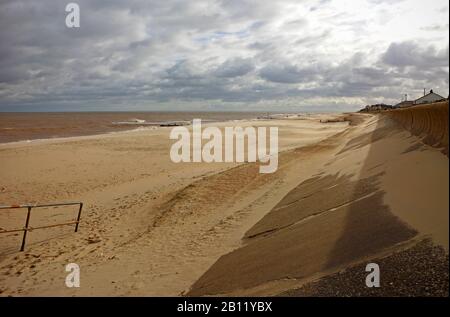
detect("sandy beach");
top-left (0, 103), bottom-right (448, 296)
top-left (1, 0), bottom-right (448, 305)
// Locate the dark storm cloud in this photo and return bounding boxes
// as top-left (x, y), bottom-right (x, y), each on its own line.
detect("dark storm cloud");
top-left (382, 41), bottom-right (449, 68)
top-left (0, 0), bottom-right (448, 111)
top-left (259, 63), bottom-right (323, 84)
top-left (213, 58), bottom-right (255, 78)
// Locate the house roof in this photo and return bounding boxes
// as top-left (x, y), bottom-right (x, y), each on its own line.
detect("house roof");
top-left (414, 91), bottom-right (445, 103)
top-left (394, 100), bottom-right (414, 107)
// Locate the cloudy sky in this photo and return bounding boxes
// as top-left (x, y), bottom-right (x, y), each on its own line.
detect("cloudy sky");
top-left (0, 0), bottom-right (448, 112)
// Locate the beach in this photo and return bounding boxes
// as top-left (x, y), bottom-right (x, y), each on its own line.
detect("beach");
top-left (0, 104), bottom-right (448, 296)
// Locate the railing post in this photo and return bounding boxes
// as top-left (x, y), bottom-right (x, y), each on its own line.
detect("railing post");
top-left (1, 202), bottom-right (83, 251)
top-left (75, 203), bottom-right (83, 232)
top-left (20, 206), bottom-right (32, 252)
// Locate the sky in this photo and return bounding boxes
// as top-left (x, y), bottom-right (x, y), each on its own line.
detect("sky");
top-left (0, 0), bottom-right (448, 112)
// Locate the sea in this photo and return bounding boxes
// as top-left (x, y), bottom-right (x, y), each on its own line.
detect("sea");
top-left (0, 111), bottom-right (281, 143)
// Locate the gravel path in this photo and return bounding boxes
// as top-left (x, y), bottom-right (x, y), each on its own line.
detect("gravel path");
top-left (280, 239), bottom-right (449, 297)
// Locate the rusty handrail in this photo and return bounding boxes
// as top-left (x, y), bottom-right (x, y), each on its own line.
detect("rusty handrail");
top-left (0, 202), bottom-right (83, 251)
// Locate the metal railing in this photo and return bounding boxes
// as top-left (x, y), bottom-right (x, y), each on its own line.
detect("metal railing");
top-left (0, 202), bottom-right (83, 251)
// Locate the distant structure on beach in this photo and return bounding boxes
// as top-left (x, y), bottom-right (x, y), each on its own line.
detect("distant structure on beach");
top-left (413, 89), bottom-right (446, 105)
top-left (394, 100), bottom-right (414, 108)
top-left (394, 89), bottom-right (447, 108)
top-left (359, 88), bottom-right (447, 112)
top-left (359, 103), bottom-right (394, 112)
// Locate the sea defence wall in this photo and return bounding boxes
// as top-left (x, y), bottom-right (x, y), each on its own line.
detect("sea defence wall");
top-left (188, 111), bottom-right (449, 297)
top-left (385, 101), bottom-right (449, 156)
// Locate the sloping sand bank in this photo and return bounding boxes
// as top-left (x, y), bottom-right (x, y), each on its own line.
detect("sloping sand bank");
top-left (0, 106), bottom-right (448, 296)
top-left (188, 104), bottom-right (449, 297)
